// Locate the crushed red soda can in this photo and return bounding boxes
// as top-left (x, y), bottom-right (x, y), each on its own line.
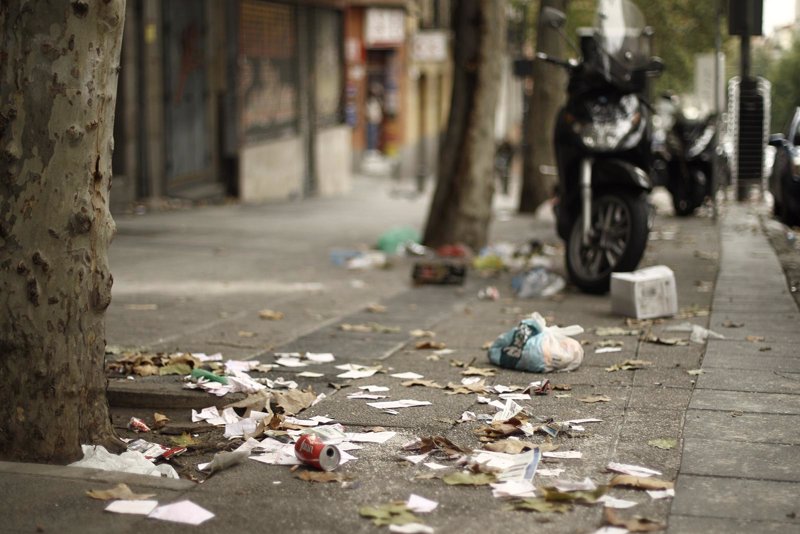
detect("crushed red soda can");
top-left (127, 417), bottom-right (151, 433)
top-left (478, 286), bottom-right (500, 301)
top-left (411, 261), bottom-right (466, 285)
top-left (294, 433), bottom-right (341, 471)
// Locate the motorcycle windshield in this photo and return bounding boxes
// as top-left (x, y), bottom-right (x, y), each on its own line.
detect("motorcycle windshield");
top-left (593, 0), bottom-right (650, 81)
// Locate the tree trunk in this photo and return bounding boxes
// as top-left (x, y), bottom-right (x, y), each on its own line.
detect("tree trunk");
top-left (0, 0), bottom-right (125, 463)
top-left (422, 0), bottom-right (506, 250)
top-left (519, 0), bottom-right (568, 213)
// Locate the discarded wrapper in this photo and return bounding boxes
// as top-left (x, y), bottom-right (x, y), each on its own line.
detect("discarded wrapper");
top-left (412, 261), bottom-right (466, 285)
top-left (127, 417), bottom-right (151, 433)
top-left (294, 433), bottom-right (341, 471)
top-left (487, 312), bottom-right (583, 373)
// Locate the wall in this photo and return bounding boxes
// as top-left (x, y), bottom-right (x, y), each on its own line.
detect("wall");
top-left (240, 137), bottom-right (305, 202)
top-left (316, 126), bottom-right (353, 195)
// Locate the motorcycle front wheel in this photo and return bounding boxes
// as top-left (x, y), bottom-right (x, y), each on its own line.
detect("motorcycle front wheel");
top-left (565, 192), bottom-right (649, 294)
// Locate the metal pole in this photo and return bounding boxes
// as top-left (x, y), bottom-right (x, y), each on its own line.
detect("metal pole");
top-left (712, 0), bottom-right (722, 219)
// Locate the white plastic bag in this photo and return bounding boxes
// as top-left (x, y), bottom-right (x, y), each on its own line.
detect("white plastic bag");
top-left (488, 312), bottom-right (584, 373)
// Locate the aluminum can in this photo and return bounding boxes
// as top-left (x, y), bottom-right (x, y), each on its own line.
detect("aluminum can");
top-left (294, 434), bottom-right (341, 471)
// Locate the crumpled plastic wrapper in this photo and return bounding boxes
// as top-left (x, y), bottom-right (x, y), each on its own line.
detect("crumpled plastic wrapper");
top-left (69, 445), bottom-right (179, 479)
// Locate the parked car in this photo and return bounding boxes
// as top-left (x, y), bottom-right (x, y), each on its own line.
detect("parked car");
top-left (768, 107), bottom-right (800, 225)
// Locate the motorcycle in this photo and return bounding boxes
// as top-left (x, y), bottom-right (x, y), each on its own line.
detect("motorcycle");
top-left (663, 97), bottom-right (717, 216)
top-left (538, 0), bottom-right (663, 294)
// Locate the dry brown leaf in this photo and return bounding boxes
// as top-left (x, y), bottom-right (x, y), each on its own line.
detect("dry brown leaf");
top-left (604, 508), bottom-right (666, 532)
top-left (553, 384), bottom-right (572, 391)
top-left (745, 335), bottom-right (765, 342)
top-left (609, 475), bottom-right (674, 491)
top-left (403, 435), bottom-right (471, 456)
top-left (226, 390), bottom-right (273, 416)
top-left (273, 388), bottom-right (316, 415)
top-left (340, 322), bottom-right (400, 333)
top-left (366, 303), bottom-right (387, 313)
top-left (86, 483), bottom-right (155, 501)
top-left (449, 359), bottom-right (467, 368)
top-left (153, 412), bottom-right (169, 429)
top-left (461, 366), bottom-right (496, 377)
top-left (446, 380), bottom-right (489, 395)
top-left (578, 394), bottom-right (611, 403)
top-left (410, 329), bottom-right (435, 338)
top-left (238, 330), bottom-right (256, 338)
top-left (259, 309), bottom-right (284, 320)
top-left (415, 340), bottom-right (446, 350)
top-left (483, 439), bottom-right (546, 454)
top-left (605, 360), bottom-right (652, 372)
top-left (295, 470), bottom-right (349, 483)
top-left (401, 379), bottom-right (445, 389)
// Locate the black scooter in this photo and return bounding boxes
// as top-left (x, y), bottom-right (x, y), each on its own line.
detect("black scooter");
top-left (538, 0), bottom-right (663, 293)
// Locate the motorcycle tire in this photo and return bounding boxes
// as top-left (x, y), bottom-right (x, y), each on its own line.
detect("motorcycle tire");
top-left (565, 192), bottom-right (649, 294)
top-left (672, 169), bottom-right (706, 217)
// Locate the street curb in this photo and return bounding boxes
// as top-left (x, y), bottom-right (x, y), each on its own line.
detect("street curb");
top-left (0, 460), bottom-right (196, 490)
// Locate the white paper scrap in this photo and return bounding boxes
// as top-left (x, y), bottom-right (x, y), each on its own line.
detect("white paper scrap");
top-left (491, 385), bottom-right (515, 394)
top-left (194, 352), bottom-right (223, 362)
top-left (491, 480), bottom-right (536, 499)
top-left (224, 360), bottom-right (260, 373)
top-left (607, 462), bottom-right (662, 477)
top-left (488, 399), bottom-right (507, 411)
top-left (595, 347), bottom-right (622, 354)
top-left (423, 462), bottom-right (449, 470)
top-left (391, 372), bottom-right (424, 380)
top-left (224, 418), bottom-right (257, 439)
top-left (347, 393), bottom-right (388, 400)
top-left (476, 396), bottom-right (492, 404)
top-left (399, 453), bottom-right (429, 465)
top-left (297, 371), bottom-right (325, 378)
top-left (389, 523), bottom-right (435, 534)
top-left (148, 500), bottom-right (215, 525)
top-left (565, 418), bottom-right (604, 425)
top-left (647, 488), bottom-right (675, 500)
top-left (338, 369), bottom-right (379, 379)
top-left (461, 376), bottom-right (482, 386)
top-left (592, 528), bottom-right (628, 534)
top-left (552, 477), bottom-right (597, 492)
top-left (105, 500), bottom-right (158, 515)
top-left (492, 399), bottom-right (523, 423)
top-left (227, 371), bottom-right (267, 394)
top-left (305, 352), bottom-right (335, 363)
top-left (359, 385), bottom-right (390, 392)
top-left (191, 406), bottom-right (220, 423)
top-left (406, 494), bottom-right (438, 514)
top-left (346, 431), bottom-right (397, 444)
top-left (460, 411), bottom-right (477, 422)
top-left (337, 442), bottom-right (363, 452)
top-left (543, 451), bottom-right (582, 459)
top-left (536, 468), bottom-right (565, 477)
top-left (598, 495), bottom-right (638, 509)
top-left (366, 399), bottom-right (432, 409)
top-left (275, 357), bottom-right (308, 368)
top-left (472, 449), bottom-right (541, 482)
top-left (499, 393), bottom-right (531, 401)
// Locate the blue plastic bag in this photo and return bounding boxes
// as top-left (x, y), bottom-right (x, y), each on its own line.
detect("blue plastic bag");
top-left (488, 313), bottom-right (584, 373)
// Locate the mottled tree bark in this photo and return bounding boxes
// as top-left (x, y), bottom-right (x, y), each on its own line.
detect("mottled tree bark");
top-left (422, 0), bottom-right (505, 250)
top-left (519, 0), bottom-right (568, 213)
top-left (0, 0), bottom-right (125, 463)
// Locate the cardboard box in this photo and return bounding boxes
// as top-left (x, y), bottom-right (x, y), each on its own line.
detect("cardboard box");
top-left (611, 266), bottom-right (678, 319)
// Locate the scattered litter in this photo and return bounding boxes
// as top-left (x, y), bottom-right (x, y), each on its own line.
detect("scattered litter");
top-left (687, 369), bottom-right (705, 376)
top-left (478, 286), bottom-right (500, 300)
top-left (406, 494), bottom-right (438, 514)
top-left (646, 488), bottom-right (675, 500)
top-left (127, 417), bottom-right (151, 433)
top-left (424, 462), bottom-right (449, 470)
top-left (492, 399), bottom-right (523, 423)
top-left (199, 450), bottom-right (249, 476)
top-left (105, 500), bottom-right (159, 516)
top-left (487, 312), bottom-right (584, 373)
top-left (259, 309), bottom-right (284, 320)
top-left (642, 334), bottom-right (688, 346)
top-left (360, 502), bottom-right (420, 526)
top-left (399, 453), bottom-right (429, 464)
top-left (298, 371), bottom-right (325, 378)
top-left (392, 372), bottom-right (425, 380)
top-left (347, 251), bottom-right (388, 270)
top-left (295, 470), bottom-right (349, 483)
top-left (665, 322), bottom-right (724, 344)
top-left (609, 475), bottom-right (674, 491)
top-left (367, 303), bottom-right (387, 313)
top-left (366, 400), bottom-right (432, 410)
top-left (340, 322), bottom-right (400, 333)
top-left (551, 477), bottom-right (597, 492)
top-left (148, 500), bottom-right (215, 526)
top-left (87, 483), bottom-right (154, 501)
top-left (491, 480), bottom-right (537, 499)
top-left (722, 320), bottom-right (745, 328)
top-left (536, 468), bottom-right (565, 477)
top-left (595, 327), bottom-right (640, 336)
top-left (603, 508), bottom-right (664, 532)
top-left (607, 462), bottom-right (662, 478)
top-left (346, 431), bottom-right (396, 444)
top-left (377, 226), bottom-right (421, 254)
top-left (359, 385), bottom-right (390, 392)
top-left (746, 335), bottom-right (766, 342)
top-left (542, 451), bottom-right (582, 459)
top-left (294, 434), bottom-right (341, 471)
top-left (336, 364), bottom-right (381, 379)
top-left (415, 340), bottom-right (447, 350)
top-left (595, 347), bottom-right (622, 354)
top-left (598, 495), bottom-right (638, 509)
top-left (410, 329), bottom-right (436, 338)
top-left (578, 395), bottom-right (611, 403)
top-left (389, 523), bottom-right (435, 534)
top-left (412, 261), bottom-right (467, 285)
top-left (512, 267), bottom-right (565, 298)
top-left (605, 360), bottom-right (652, 372)
top-left (69, 445), bottom-right (178, 479)
top-left (348, 392), bottom-right (388, 400)
top-left (611, 266), bottom-right (677, 319)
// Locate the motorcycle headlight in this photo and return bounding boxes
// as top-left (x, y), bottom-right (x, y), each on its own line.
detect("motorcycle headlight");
top-left (578, 111), bottom-right (643, 152)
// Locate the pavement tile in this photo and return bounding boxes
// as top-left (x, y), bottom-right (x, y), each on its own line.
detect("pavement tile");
top-left (703, 339), bottom-right (800, 361)
top-left (667, 515), bottom-right (797, 534)
top-left (632, 367), bottom-right (699, 389)
top-left (688, 389), bottom-right (800, 415)
top-left (701, 349), bottom-right (800, 372)
top-left (681, 438), bottom-right (800, 482)
top-left (694, 368), bottom-right (800, 395)
top-left (671, 475), bottom-right (800, 523)
top-left (628, 386), bottom-right (693, 411)
top-left (683, 409), bottom-right (800, 445)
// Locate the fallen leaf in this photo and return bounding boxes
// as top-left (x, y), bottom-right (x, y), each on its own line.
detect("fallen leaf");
top-left (403, 436), bottom-right (471, 456)
top-left (425, 354), bottom-right (440, 362)
top-left (124, 303), bottom-right (158, 311)
top-left (648, 438), bottom-right (677, 450)
top-left (676, 305), bottom-right (710, 318)
top-left (609, 475), bottom-right (674, 491)
top-left (745, 335), bottom-right (765, 342)
top-left (642, 335), bottom-right (688, 346)
top-left (604, 508), bottom-right (666, 532)
top-left (359, 503), bottom-right (419, 526)
top-left (595, 327), bottom-right (640, 336)
top-left (483, 439), bottom-right (541, 454)
top-left (415, 340), bottom-right (446, 350)
top-left (446, 380), bottom-right (489, 395)
top-left (238, 330), bottom-right (256, 337)
top-left (273, 387), bottom-right (317, 416)
top-left (86, 483), bottom-right (155, 501)
top-left (449, 359), bottom-right (467, 368)
top-left (410, 329), bottom-right (435, 338)
top-left (759, 346), bottom-right (772, 352)
top-left (605, 360), bottom-right (652, 372)
top-left (596, 339), bottom-right (624, 348)
top-left (366, 304), bottom-right (387, 313)
top-left (460, 366), bottom-right (496, 377)
top-left (296, 470), bottom-right (349, 483)
top-left (169, 433), bottom-right (198, 448)
top-left (553, 384), bottom-right (572, 391)
top-left (259, 309), bottom-right (284, 320)
top-left (578, 394), bottom-right (611, 403)
top-left (722, 320), bottom-right (744, 328)
top-left (158, 363), bottom-right (192, 376)
top-left (506, 498), bottom-right (572, 513)
top-left (686, 369), bottom-right (705, 376)
top-left (340, 322), bottom-right (400, 333)
top-left (442, 471), bottom-right (496, 486)
top-left (542, 486), bottom-right (607, 504)
top-left (401, 379), bottom-right (445, 389)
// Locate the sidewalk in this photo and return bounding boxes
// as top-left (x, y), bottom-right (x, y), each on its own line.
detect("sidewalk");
top-left (0, 179), bottom-right (797, 533)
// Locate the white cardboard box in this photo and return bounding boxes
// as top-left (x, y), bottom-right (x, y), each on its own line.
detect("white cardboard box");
top-left (611, 265), bottom-right (678, 319)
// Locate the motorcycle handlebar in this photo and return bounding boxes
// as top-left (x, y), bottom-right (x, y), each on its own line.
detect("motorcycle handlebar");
top-left (536, 52), bottom-right (576, 70)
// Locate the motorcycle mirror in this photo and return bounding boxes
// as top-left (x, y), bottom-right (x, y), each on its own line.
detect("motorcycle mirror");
top-left (541, 6), bottom-right (567, 29)
top-left (768, 133), bottom-right (786, 147)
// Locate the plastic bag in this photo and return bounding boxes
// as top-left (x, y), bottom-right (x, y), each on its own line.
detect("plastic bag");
top-left (487, 312), bottom-right (584, 373)
top-left (69, 445), bottom-right (179, 479)
top-left (512, 267), bottom-right (565, 298)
